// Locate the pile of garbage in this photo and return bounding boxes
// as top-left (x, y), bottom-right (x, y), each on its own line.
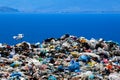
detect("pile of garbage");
top-left (0, 34), bottom-right (120, 80)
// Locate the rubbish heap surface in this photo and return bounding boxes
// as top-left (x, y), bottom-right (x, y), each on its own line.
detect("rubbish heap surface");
top-left (0, 34), bottom-right (120, 80)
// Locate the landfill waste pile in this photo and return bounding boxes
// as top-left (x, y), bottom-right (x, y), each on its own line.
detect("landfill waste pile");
top-left (0, 34), bottom-right (120, 80)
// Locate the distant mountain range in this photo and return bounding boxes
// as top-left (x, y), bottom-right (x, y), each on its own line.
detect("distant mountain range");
top-left (0, 6), bottom-right (120, 13)
top-left (0, 6), bottom-right (19, 12)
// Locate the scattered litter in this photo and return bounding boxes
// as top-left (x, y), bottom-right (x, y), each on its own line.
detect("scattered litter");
top-left (0, 34), bottom-right (120, 80)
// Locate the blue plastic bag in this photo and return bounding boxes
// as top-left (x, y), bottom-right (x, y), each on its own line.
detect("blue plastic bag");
top-left (68, 60), bottom-right (80, 72)
top-left (9, 54), bottom-right (13, 58)
top-left (58, 65), bottom-right (64, 71)
top-left (88, 74), bottom-right (94, 80)
top-left (10, 63), bottom-right (15, 67)
top-left (80, 55), bottom-right (89, 62)
top-left (10, 72), bottom-right (22, 77)
top-left (48, 75), bottom-right (57, 80)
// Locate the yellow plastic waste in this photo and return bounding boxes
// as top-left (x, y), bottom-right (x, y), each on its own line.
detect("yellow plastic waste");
top-left (13, 57), bottom-right (19, 60)
top-left (15, 63), bottom-right (19, 67)
top-left (80, 39), bottom-right (87, 43)
top-left (71, 52), bottom-right (79, 58)
top-left (73, 46), bottom-right (78, 49)
top-left (50, 45), bottom-right (55, 49)
top-left (88, 61), bottom-right (96, 67)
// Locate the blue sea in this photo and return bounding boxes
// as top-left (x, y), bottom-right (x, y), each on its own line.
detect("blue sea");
top-left (0, 13), bottom-right (120, 45)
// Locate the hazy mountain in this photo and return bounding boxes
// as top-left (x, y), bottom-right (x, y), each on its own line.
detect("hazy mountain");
top-left (0, 6), bottom-right (19, 12)
top-left (0, 0), bottom-right (120, 13)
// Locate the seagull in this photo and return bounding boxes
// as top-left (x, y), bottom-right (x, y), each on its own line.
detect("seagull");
top-left (13, 34), bottom-right (24, 40)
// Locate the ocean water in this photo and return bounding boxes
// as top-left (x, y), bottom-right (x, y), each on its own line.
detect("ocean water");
top-left (0, 13), bottom-right (120, 45)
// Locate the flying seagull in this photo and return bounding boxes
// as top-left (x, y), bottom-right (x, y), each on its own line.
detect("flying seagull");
top-left (13, 34), bottom-right (24, 40)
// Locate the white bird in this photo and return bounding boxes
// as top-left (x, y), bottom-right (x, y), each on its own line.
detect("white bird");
top-left (35, 42), bottom-right (40, 46)
top-left (13, 34), bottom-right (24, 40)
top-left (13, 36), bottom-right (17, 39)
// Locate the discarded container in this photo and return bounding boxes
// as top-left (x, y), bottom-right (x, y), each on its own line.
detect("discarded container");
top-left (48, 75), bottom-right (57, 80)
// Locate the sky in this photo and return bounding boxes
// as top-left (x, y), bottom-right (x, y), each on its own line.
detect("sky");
top-left (0, 0), bottom-right (120, 12)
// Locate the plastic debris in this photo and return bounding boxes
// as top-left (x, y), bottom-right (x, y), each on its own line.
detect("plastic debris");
top-left (0, 34), bottom-right (120, 80)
